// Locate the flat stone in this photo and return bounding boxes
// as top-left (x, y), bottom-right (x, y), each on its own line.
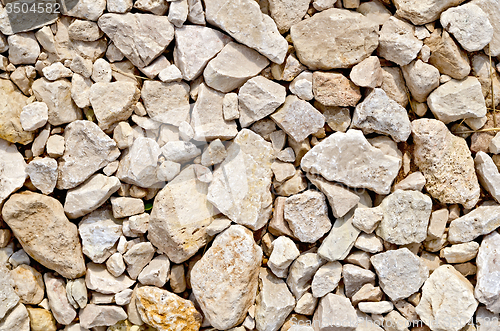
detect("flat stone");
top-left (290, 8), bottom-right (378, 70)
top-left (10, 265), bottom-right (44, 305)
top-left (301, 129), bottom-right (401, 195)
top-left (475, 231), bottom-right (500, 313)
top-left (312, 71), bottom-right (361, 107)
top-left (167, 0), bottom-right (188, 27)
top-left (137, 255), bottom-right (170, 287)
top-left (2, 192), bottom-right (85, 279)
top-left (68, 20), bottom-right (103, 41)
top-left (191, 225), bottom-right (262, 330)
top-left (401, 60), bottom-right (440, 103)
top-left (32, 78), bottom-right (81, 127)
top-left (358, 301), bottom-right (394, 315)
top-left (44, 274), bottom-right (76, 325)
top-left (351, 283), bottom-right (383, 306)
top-left (448, 202), bottom-right (500, 243)
top-left (79, 304), bottom-right (127, 329)
top-left (135, 286), bottom-right (202, 331)
top-left (78, 208), bottom-right (122, 264)
top-left (416, 265), bottom-right (478, 331)
top-left (255, 268), bottom-right (296, 331)
top-left (427, 76), bottom-right (487, 124)
top-left (238, 76), bottom-right (286, 128)
top-left (141, 81), bottom-right (190, 126)
top-left (349, 56), bottom-right (383, 88)
top-left (371, 248), bottom-right (429, 301)
top-left (98, 13), bottom-right (174, 68)
top-left (0, 303), bottom-right (29, 331)
top-left (187, 0), bottom-right (205, 24)
top-left (378, 17), bottom-right (423, 66)
top-left (442, 242), bottom-right (479, 263)
top-left (287, 252), bottom-right (326, 299)
top-left (312, 294), bottom-right (358, 331)
top-left (0, 79), bottom-right (35, 144)
top-left (272, 161), bottom-right (296, 182)
top-left (208, 129), bottom-right (274, 230)
top-left (393, 0), bottom-right (466, 25)
top-left (427, 208), bottom-right (449, 240)
top-left (284, 190), bottom-right (332, 243)
top-left (65, 0), bottom-right (106, 21)
top-left (85, 262), bottom-right (135, 294)
top-left (190, 84), bottom-right (238, 141)
top-left (471, 0), bottom-right (500, 56)
top-left (20, 102), bottom-right (48, 131)
top-left (412, 119), bottom-right (480, 209)
top-left (204, 41), bottom-right (270, 93)
top-left (173, 25), bottom-right (231, 81)
top-left (57, 120), bottom-right (120, 190)
top-left (161, 141), bottom-right (200, 163)
top-left (204, 0), bottom-right (288, 63)
top-left (149, 165), bottom-right (217, 263)
top-left (0, 139), bottom-right (26, 204)
top-left (46, 135), bottom-right (65, 158)
top-left (111, 197), bottom-right (144, 218)
top-left (311, 261), bottom-right (342, 298)
top-left (64, 175), bottom-right (120, 219)
top-left (0, 265), bottom-right (19, 319)
top-left (351, 88), bottom-right (411, 142)
top-left (71, 73), bottom-right (92, 108)
top-left (89, 81), bottom-right (140, 131)
top-left (271, 95), bottom-right (325, 143)
top-left (440, 3), bottom-right (493, 52)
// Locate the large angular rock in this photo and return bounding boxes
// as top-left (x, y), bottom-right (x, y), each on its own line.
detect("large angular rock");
top-left (190, 84), bottom-right (238, 141)
top-left (393, 0), bottom-right (467, 25)
top-left (141, 81), bottom-right (190, 126)
top-left (476, 152), bottom-right (500, 203)
top-left (57, 120), bottom-right (120, 190)
top-left (351, 88), bottom-right (411, 142)
top-left (416, 265), bottom-right (478, 331)
top-left (448, 203), bottom-right (500, 243)
top-left (208, 130), bottom-right (274, 230)
top-left (0, 139), bottom-right (26, 205)
top-left (475, 231), bottom-right (500, 314)
top-left (0, 79), bottom-right (34, 144)
top-left (0, 266), bottom-right (19, 320)
top-left (135, 286), bottom-right (202, 331)
top-left (290, 8), bottom-right (378, 70)
top-left (7, 33), bottom-right (39, 64)
top-left (173, 25), bottom-right (231, 81)
top-left (427, 77), bottom-right (487, 124)
top-left (301, 130), bottom-right (401, 195)
top-left (255, 268), bottom-right (295, 331)
top-left (78, 208), bottom-right (122, 264)
top-left (412, 119), bottom-right (480, 209)
top-left (204, 42), bottom-right (269, 93)
top-left (378, 17), bottom-right (423, 66)
top-left (89, 81), bottom-right (140, 131)
top-left (471, 0), bottom-right (500, 56)
top-left (2, 192), bottom-right (86, 279)
top-left (371, 248), bottom-right (429, 301)
top-left (268, 0), bottom-right (310, 33)
top-left (149, 165), bottom-right (218, 263)
top-left (98, 13), bottom-right (174, 68)
top-left (204, 0), bottom-right (288, 63)
top-left (32, 78), bottom-right (81, 127)
top-left (64, 175), bottom-right (120, 219)
top-left (191, 225), bottom-right (262, 330)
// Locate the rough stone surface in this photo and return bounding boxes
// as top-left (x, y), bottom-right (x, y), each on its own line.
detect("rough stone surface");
top-left (393, 0), bottom-right (467, 25)
top-left (0, 139), bottom-right (27, 204)
top-left (448, 203), bottom-right (500, 243)
top-left (349, 56), bottom-right (383, 88)
top-left (0, 265), bottom-right (19, 320)
top-left (476, 151), bottom-right (500, 203)
top-left (10, 265), bottom-right (44, 305)
top-left (401, 60), bottom-right (440, 103)
top-left (2, 192), bottom-right (86, 279)
top-left (44, 273), bottom-right (76, 325)
top-left (20, 102), bottom-right (48, 131)
top-left (85, 262), bottom-right (135, 294)
top-left (311, 261), bottom-right (342, 298)
top-left (312, 294), bottom-right (358, 331)
top-left (312, 71), bottom-right (361, 107)
top-left (378, 17), bottom-right (423, 66)
top-left (475, 231), bottom-right (500, 314)
top-left (287, 252), bottom-right (326, 299)
top-left (141, 81), bottom-right (190, 126)
top-left (79, 304), bottom-right (127, 329)
top-left (471, 0), bottom-right (500, 57)
top-left (191, 225), bottom-right (262, 330)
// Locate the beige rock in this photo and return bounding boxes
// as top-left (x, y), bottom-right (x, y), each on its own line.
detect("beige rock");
top-left (401, 60), bottom-right (440, 103)
top-left (412, 119), bottom-right (480, 209)
top-left (111, 197), bottom-right (144, 218)
top-left (85, 262), bottom-right (135, 294)
top-left (268, 236), bottom-right (300, 277)
top-left (68, 20), bottom-right (103, 41)
top-left (0, 303), bottom-right (30, 331)
top-left (71, 73), bottom-right (92, 108)
top-left (312, 71), bottom-right (361, 107)
top-left (204, 0), bottom-right (288, 63)
top-left (290, 8), bottom-right (378, 70)
top-left (191, 225), bottom-right (262, 330)
top-left (10, 265), bottom-right (44, 305)
top-left (98, 13), bottom-right (174, 68)
top-left (27, 308), bottom-right (57, 331)
top-left (380, 66), bottom-right (409, 107)
top-left (290, 71), bottom-right (313, 101)
top-left (357, 0), bottom-right (392, 26)
top-left (426, 208), bottom-right (449, 240)
top-left (351, 283), bottom-right (383, 306)
top-left (475, 151), bottom-right (500, 203)
top-left (271, 54), bottom-right (307, 82)
top-left (79, 304), bottom-right (127, 329)
top-left (0, 265), bottom-right (19, 320)
top-left (7, 33), bottom-right (40, 65)
top-left (268, 0), bottom-right (309, 33)
top-left (170, 264), bottom-right (187, 294)
top-left (137, 255), bottom-right (170, 287)
top-left (20, 102), bottom-right (48, 131)
top-left (472, 53), bottom-right (500, 109)
top-left (378, 17), bottom-right (423, 66)
top-left (2, 192), bottom-right (85, 279)
top-left (123, 242), bottom-right (155, 279)
top-left (343, 263), bottom-right (376, 298)
top-left (272, 161), bottom-right (296, 182)
top-left (46, 135), bottom-right (65, 158)
top-left (106, 253), bottom-right (126, 278)
top-left (311, 261), bottom-right (342, 298)
top-left (141, 80), bottom-right (190, 126)
top-left (44, 273), bottom-right (77, 325)
top-left (394, 171), bottom-right (426, 192)
top-left (441, 242), bottom-right (479, 263)
top-left (187, 0), bottom-right (205, 24)
top-left (167, 0), bottom-right (188, 27)
top-left (0, 79), bottom-right (35, 144)
top-left (355, 233), bottom-right (383, 253)
top-left (0, 139), bottom-right (27, 205)
top-left (475, 231), bottom-right (500, 314)
top-left (349, 56), bottom-right (383, 88)
top-left (393, 0), bottom-right (466, 25)
top-left (287, 252), bottom-right (326, 299)
top-left (42, 62), bottom-right (72, 81)
top-left (66, 278), bottom-right (87, 309)
top-left (471, 0), bottom-right (500, 57)
top-left (312, 294), bottom-right (358, 330)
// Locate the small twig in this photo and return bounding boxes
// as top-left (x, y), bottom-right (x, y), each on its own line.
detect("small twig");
top-left (455, 127), bottom-right (500, 134)
top-left (111, 67), bottom-right (149, 80)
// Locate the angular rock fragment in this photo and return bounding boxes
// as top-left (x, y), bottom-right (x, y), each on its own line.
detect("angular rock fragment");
top-left (378, 17), bottom-right (422, 66)
top-left (475, 231), bottom-right (500, 314)
top-left (267, 236), bottom-right (300, 278)
top-left (312, 294), bottom-right (358, 330)
top-left (85, 262), bottom-right (135, 294)
top-left (191, 225), bottom-right (262, 330)
top-left (0, 139), bottom-right (27, 205)
top-left (349, 56), bottom-right (383, 88)
top-left (401, 60), bottom-right (440, 103)
top-left (137, 255), bottom-right (169, 287)
top-left (0, 79), bottom-right (35, 144)
top-left (311, 261), bottom-right (342, 298)
top-left (0, 265), bottom-right (19, 319)
top-left (141, 81), bottom-right (190, 126)
top-left (287, 252), bottom-right (326, 299)
top-left (343, 263), bottom-right (376, 298)
top-left (476, 151), bottom-right (500, 203)
top-left (471, 0), bottom-right (500, 57)
top-left (448, 202), bottom-right (500, 244)
top-left (312, 71), bottom-right (361, 107)
top-left (2, 192), bottom-right (86, 279)
top-left (442, 242), bottom-right (479, 263)
top-left (123, 242), bottom-right (155, 279)
top-left (10, 265), bottom-right (44, 305)
top-left (79, 304), bottom-right (127, 329)
top-left (393, 0), bottom-right (466, 25)
top-left (20, 102), bottom-right (48, 131)
top-left (0, 303), bottom-right (30, 331)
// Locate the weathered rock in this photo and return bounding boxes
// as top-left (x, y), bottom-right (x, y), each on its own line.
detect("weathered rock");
top-left (312, 71), bottom-right (361, 107)
top-left (0, 139), bottom-right (27, 204)
top-left (393, 0), bottom-right (466, 25)
top-left (380, 66), bottom-right (409, 108)
top-left (2, 192), bottom-right (86, 279)
top-left (416, 265), bottom-right (478, 331)
top-left (161, 141), bottom-right (200, 163)
top-left (0, 303), bottom-right (30, 331)
top-left (271, 95), bottom-right (325, 143)
top-left (106, 253), bottom-right (126, 278)
top-left (191, 225), bottom-right (262, 330)
top-left (66, 278), bottom-right (87, 309)
top-left (268, 0), bottom-right (309, 33)
top-left (173, 25), bottom-right (231, 81)
top-left (122, 242), bottom-right (155, 279)
top-left (371, 248), bottom-right (429, 301)
top-left (358, 301), bottom-right (393, 315)
top-left (137, 255), bottom-right (169, 287)
top-left (312, 294), bottom-right (358, 330)
top-left (349, 56), bottom-right (383, 88)
top-left (290, 71), bottom-right (313, 101)
top-left (284, 190), bottom-right (332, 243)
top-left (44, 273), bottom-right (77, 325)
top-left (204, 42), bottom-right (270, 93)
top-left (475, 231), bottom-right (500, 314)
top-left (311, 261), bottom-right (342, 298)
top-left (287, 252), bottom-right (326, 299)
top-left (476, 152), bottom-right (500, 203)
top-left (64, 174), bottom-right (120, 219)
top-left (343, 264), bottom-right (376, 298)
top-left (471, 0), bottom-right (500, 57)
top-left (351, 88), bottom-right (411, 142)
top-left (89, 81), bottom-right (140, 131)
top-left (238, 76), bottom-right (286, 128)
top-left (110, 197), bottom-right (144, 218)
top-left (46, 135), bottom-right (65, 158)
top-left (290, 8), bottom-right (378, 70)
top-left (20, 102), bottom-right (48, 131)
top-left (57, 120), bottom-right (120, 190)
top-left (267, 236), bottom-right (300, 278)
top-left (448, 203), bottom-right (500, 243)
top-left (427, 77), bottom-right (487, 124)
top-left (401, 60), bottom-right (440, 103)
top-left (10, 265), bottom-right (44, 305)
top-left (301, 130), bottom-right (401, 195)
top-left (32, 78), bottom-right (81, 127)
top-left (7, 33), bottom-right (40, 65)
top-left (208, 130), bottom-right (274, 230)
top-left (71, 73), bottom-right (92, 108)
top-left (98, 13), bottom-right (174, 68)
top-left (0, 265), bottom-right (19, 319)
top-left (42, 62), bottom-right (73, 81)
top-left (78, 208), bottom-right (122, 264)
top-left (0, 79), bottom-right (35, 144)
top-left (85, 262), bottom-right (135, 294)
top-left (26, 308), bottom-right (57, 331)
top-left (149, 165), bottom-right (217, 263)
top-left (141, 81), bottom-right (190, 126)
top-left (79, 304), bottom-right (127, 329)
top-left (204, 0), bottom-right (288, 63)
top-left (412, 119), bottom-right (480, 209)
top-left (442, 242), bottom-right (479, 263)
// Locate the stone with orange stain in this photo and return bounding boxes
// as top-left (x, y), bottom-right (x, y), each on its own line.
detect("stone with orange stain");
top-left (135, 286), bottom-right (202, 331)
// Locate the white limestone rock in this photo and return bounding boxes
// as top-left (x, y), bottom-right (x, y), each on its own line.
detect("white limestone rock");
top-left (378, 17), bottom-right (422, 66)
top-left (475, 151), bottom-right (500, 203)
top-left (393, 0), bottom-right (466, 25)
top-left (290, 71), bottom-right (313, 101)
top-left (137, 255), bottom-right (170, 287)
top-left (441, 242), bottom-right (479, 264)
top-left (106, 253), bottom-right (126, 278)
top-left (78, 304), bottom-right (127, 329)
top-left (0, 265), bottom-right (19, 319)
top-left (268, 236), bottom-right (300, 278)
top-left (311, 261), bottom-right (342, 298)
top-left (42, 62), bottom-right (72, 81)
top-left (10, 265), bottom-right (44, 305)
top-left (168, 0), bottom-right (188, 27)
top-left (358, 301), bottom-right (394, 315)
top-left (66, 278), bottom-right (87, 309)
top-left (349, 56), bottom-right (383, 89)
top-left (0, 139), bottom-right (27, 204)
top-left (141, 81), bottom-right (190, 126)
top-left (7, 33), bottom-right (40, 65)
top-left (268, 0), bottom-right (310, 34)
top-left (312, 294), bottom-right (358, 331)
top-left (123, 242), bottom-right (155, 280)
top-left (449, 203), bottom-right (500, 243)
top-left (85, 262), bottom-right (135, 294)
top-left (401, 60), bottom-right (440, 103)
top-left (287, 252), bottom-right (326, 299)
top-left (475, 231), bottom-right (500, 314)
top-left (110, 197), bottom-right (144, 218)
top-left (44, 273), bottom-right (76, 325)
top-left (471, 0), bottom-right (500, 57)
top-left (20, 102), bottom-right (48, 131)
top-left (158, 65), bottom-right (183, 83)
top-left (394, 171), bottom-right (426, 192)
top-left (0, 303), bottom-right (29, 331)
